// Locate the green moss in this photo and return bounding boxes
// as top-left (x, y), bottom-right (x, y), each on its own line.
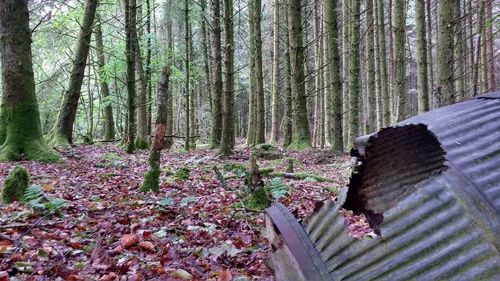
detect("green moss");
top-left (135, 139), bottom-right (149, 150)
top-left (141, 150), bottom-right (161, 192)
top-left (2, 166), bottom-right (30, 203)
top-left (0, 138), bottom-right (59, 162)
top-left (174, 167), bottom-right (191, 181)
top-left (46, 131), bottom-right (70, 148)
top-left (243, 187), bottom-right (271, 211)
top-left (288, 138), bottom-right (312, 151)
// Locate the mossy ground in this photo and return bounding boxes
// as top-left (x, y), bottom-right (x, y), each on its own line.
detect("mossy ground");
top-left (0, 139), bottom-right (59, 162)
top-left (288, 137), bottom-right (312, 151)
top-left (174, 167), bottom-right (191, 181)
top-left (141, 150), bottom-right (161, 192)
top-left (243, 187), bottom-right (271, 211)
top-left (2, 165), bottom-right (30, 203)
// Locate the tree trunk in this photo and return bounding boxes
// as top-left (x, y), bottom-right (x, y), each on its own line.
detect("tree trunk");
top-left (393, 0), bottom-right (407, 120)
top-left (254, 0), bottom-right (265, 145)
top-left (219, 0), bottom-right (235, 155)
top-left (49, 0), bottom-right (98, 146)
top-left (0, 0), bottom-right (59, 162)
top-left (145, 0), bottom-right (153, 137)
top-left (94, 14), bottom-right (115, 141)
top-left (365, 0), bottom-right (376, 132)
top-left (437, 0), bottom-right (455, 105)
top-left (287, 0), bottom-right (311, 150)
top-left (283, 10), bottom-right (293, 149)
top-left (141, 66), bottom-right (170, 192)
top-left (426, 0), bottom-right (435, 108)
top-left (348, 0), bottom-right (361, 144)
top-left (342, 0), bottom-right (350, 147)
top-left (454, 0), bottom-right (465, 101)
top-left (415, 0), bottom-right (429, 113)
top-left (324, 0), bottom-right (343, 151)
top-left (269, 0), bottom-right (280, 145)
top-left (485, 0), bottom-right (495, 91)
top-left (210, 0), bottom-right (223, 149)
top-left (184, 0), bottom-right (191, 151)
top-left (165, 0), bottom-right (174, 149)
top-left (125, 0), bottom-right (137, 153)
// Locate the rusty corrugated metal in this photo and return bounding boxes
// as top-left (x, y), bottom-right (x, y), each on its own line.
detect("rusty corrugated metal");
top-left (267, 93), bottom-right (500, 281)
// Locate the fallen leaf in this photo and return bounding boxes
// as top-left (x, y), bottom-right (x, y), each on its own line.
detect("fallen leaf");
top-left (0, 271), bottom-right (8, 281)
top-left (218, 270), bottom-right (232, 281)
top-left (120, 234), bottom-right (138, 249)
top-left (100, 272), bottom-right (118, 281)
top-left (139, 241), bottom-right (155, 252)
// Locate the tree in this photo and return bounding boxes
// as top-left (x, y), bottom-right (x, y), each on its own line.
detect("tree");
top-left (348, 0), bottom-right (361, 143)
top-left (219, 0), bottom-right (235, 155)
top-left (376, 0), bottom-right (390, 126)
top-left (94, 14), bottom-right (116, 141)
top-left (184, 0), bottom-right (191, 150)
top-left (253, 0), bottom-right (265, 145)
top-left (165, 0), bottom-right (174, 149)
top-left (209, 0), bottom-right (223, 149)
top-left (269, 0), bottom-right (280, 145)
top-left (141, 66), bottom-right (170, 192)
top-left (365, 0), bottom-right (376, 132)
top-left (415, 0), bottom-right (429, 113)
top-left (0, 0), bottom-right (59, 162)
top-left (286, 0), bottom-right (311, 150)
top-left (48, 0), bottom-right (98, 146)
top-left (393, 0), bottom-right (407, 120)
top-left (125, 0), bottom-right (138, 153)
top-left (283, 6), bottom-right (293, 148)
top-left (437, 0), bottom-right (455, 106)
top-left (324, 0), bottom-right (343, 151)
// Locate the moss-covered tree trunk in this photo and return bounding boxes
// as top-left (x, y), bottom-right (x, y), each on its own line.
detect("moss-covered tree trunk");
top-left (125, 0), bottom-right (137, 153)
top-left (209, 0), bottom-right (223, 149)
top-left (141, 66), bottom-right (170, 192)
top-left (415, 0), bottom-right (429, 113)
top-left (184, 0), bottom-right (191, 151)
top-left (94, 14), bottom-right (115, 141)
top-left (393, 0), bottom-right (407, 120)
top-left (437, 0), bottom-right (455, 106)
top-left (286, 0), bottom-right (311, 150)
top-left (269, 0), bottom-right (280, 145)
top-left (48, 0), bottom-right (98, 146)
top-left (324, 0), bottom-right (343, 152)
top-left (283, 15), bottom-right (293, 148)
top-left (219, 0), bottom-right (235, 155)
top-left (0, 0), bottom-right (59, 162)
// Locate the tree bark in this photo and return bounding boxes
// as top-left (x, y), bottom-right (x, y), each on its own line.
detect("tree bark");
top-left (94, 14), bottom-right (115, 141)
top-left (324, 0), bottom-right (343, 151)
top-left (437, 0), bottom-right (455, 105)
top-left (184, 0), bottom-right (191, 151)
top-left (365, 0), bottom-right (376, 131)
top-left (209, 0), bottom-right (223, 149)
top-left (219, 0), bottom-right (235, 155)
top-left (141, 66), bottom-right (170, 192)
top-left (125, 0), bottom-right (137, 153)
top-left (49, 0), bottom-right (98, 146)
top-left (0, 0), bottom-right (59, 162)
top-left (269, 0), bottom-right (280, 145)
top-left (165, 0), bottom-right (174, 149)
top-left (393, 0), bottom-right (407, 120)
top-left (415, 0), bottom-right (429, 113)
top-left (287, 0), bottom-right (311, 150)
top-left (254, 0), bottom-right (265, 145)
top-left (348, 0), bottom-right (361, 143)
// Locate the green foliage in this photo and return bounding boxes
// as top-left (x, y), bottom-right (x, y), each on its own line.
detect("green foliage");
top-left (243, 187), bottom-right (270, 211)
top-left (268, 177), bottom-right (289, 202)
top-left (1, 166), bottom-right (30, 203)
top-left (174, 167), bottom-right (191, 181)
top-left (223, 162), bottom-right (247, 178)
top-left (22, 185), bottom-right (66, 216)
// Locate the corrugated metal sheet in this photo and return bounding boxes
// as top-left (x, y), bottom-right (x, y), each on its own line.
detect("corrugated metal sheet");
top-left (267, 93), bottom-right (500, 281)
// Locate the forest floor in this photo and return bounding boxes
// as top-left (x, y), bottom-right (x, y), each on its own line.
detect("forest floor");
top-left (0, 142), bottom-right (362, 280)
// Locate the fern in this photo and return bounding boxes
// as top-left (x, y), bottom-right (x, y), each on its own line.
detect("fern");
top-left (22, 185), bottom-right (66, 216)
top-left (269, 177), bottom-right (289, 202)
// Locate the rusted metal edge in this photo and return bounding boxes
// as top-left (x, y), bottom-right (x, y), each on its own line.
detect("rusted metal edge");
top-left (266, 203), bottom-right (332, 281)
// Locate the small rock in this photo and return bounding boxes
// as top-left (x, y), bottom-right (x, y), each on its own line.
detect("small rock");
top-left (171, 269), bottom-right (192, 280)
top-left (120, 234), bottom-right (138, 249)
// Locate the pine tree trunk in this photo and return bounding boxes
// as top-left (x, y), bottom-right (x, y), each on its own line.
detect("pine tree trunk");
top-left (219, 0), bottom-right (235, 155)
top-left (324, 0), bottom-right (343, 151)
top-left (94, 15), bottom-right (115, 141)
top-left (485, 0), bottom-right (495, 91)
top-left (0, 0), bottom-right (59, 162)
top-left (365, 0), bottom-right (376, 132)
top-left (49, 0), bottom-right (98, 146)
top-left (287, 0), bottom-right (311, 150)
top-left (348, 0), bottom-right (361, 144)
top-left (415, 0), bottom-right (429, 113)
top-left (393, 0), bottom-right (407, 120)
top-left (165, 0), bottom-right (174, 149)
top-left (342, 0), bottom-right (350, 146)
top-left (454, 0), bottom-right (465, 101)
top-left (145, 0), bottom-right (153, 137)
top-left (201, 0), bottom-right (212, 112)
top-left (184, 0), bottom-right (191, 151)
top-left (254, 0), bottom-right (265, 144)
top-left (425, 0), bottom-right (435, 108)
top-left (269, 0), bottom-right (280, 145)
top-left (437, 0), bottom-right (455, 105)
top-left (210, 0), bottom-right (223, 149)
top-left (125, 0), bottom-right (137, 153)
top-left (283, 12), bottom-right (293, 148)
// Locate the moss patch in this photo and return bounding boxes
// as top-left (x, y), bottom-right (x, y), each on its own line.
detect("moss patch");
top-left (174, 167), bottom-right (191, 181)
top-left (2, 166), bottom-right (30, 203)
top-left (141, 150), bottom-right (161, 192)
top-left (243, 187), bottom-right (271, 211)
